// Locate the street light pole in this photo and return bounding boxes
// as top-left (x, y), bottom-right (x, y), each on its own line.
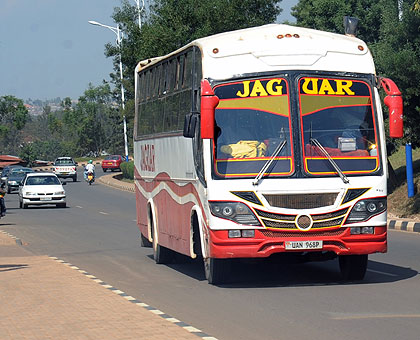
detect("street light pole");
top-left (133, 0), bottom-right (145, 29)
top-left (88, 20), bottom-right (129, 162)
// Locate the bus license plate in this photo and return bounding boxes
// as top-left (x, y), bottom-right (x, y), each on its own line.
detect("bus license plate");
top-left (285, 240), bottom-right (323, 250)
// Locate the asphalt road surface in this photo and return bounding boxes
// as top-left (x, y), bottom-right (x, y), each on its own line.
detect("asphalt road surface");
top-left (2, 169), bottom-right (420, 340)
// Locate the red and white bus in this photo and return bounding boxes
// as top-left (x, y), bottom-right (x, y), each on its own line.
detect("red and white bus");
top-left (134, 23), bottom-right (403, 284)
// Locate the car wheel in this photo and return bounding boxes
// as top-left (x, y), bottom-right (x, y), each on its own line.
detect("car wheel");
top-left (56, 203), bottom-right (66, 208)
top-left (73, 176), bottom-right (77, 182)
top-left (7, 187), bottom-right (10, 194)
top-left (23, 203), bottom-right (28, 209)
top-left (19, 199), bottom-right (22, 208)
top-left (102, 168), bottom-right (107, 172)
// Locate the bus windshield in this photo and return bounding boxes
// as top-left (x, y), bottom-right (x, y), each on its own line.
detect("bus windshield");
top-left (213, 78), bottom-right (293, 178)
top-left (299, 77), bottom-right (379, 176)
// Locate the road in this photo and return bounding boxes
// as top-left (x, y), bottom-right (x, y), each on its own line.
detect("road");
top-left (2, 169), bottom-right (420, 340)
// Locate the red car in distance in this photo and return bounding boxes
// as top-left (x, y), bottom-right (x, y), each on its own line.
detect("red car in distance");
top-left (101, 155), bottom-right (124, 172)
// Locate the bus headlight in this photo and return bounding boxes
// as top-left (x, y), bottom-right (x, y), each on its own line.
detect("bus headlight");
top-left (209, 202), bottom-right (261, 226)
top-left (346, 198), bottom-right (386, 223)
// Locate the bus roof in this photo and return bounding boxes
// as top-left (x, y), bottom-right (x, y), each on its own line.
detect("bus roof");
top-left (135, 24), bottom-right (375, 79)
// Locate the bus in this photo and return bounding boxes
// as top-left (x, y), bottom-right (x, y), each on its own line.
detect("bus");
top-left (133, 22), bottom-right (403, 284)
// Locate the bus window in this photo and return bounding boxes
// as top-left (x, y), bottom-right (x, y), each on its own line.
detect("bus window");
top-left (299, 77), bottom-right (379, 176)
top-left (179, 54), bottom-right (185, 89)
top-left (184, 52), bottom-right (192, 88)
top-left (213, 77), bottom-right (293, 178)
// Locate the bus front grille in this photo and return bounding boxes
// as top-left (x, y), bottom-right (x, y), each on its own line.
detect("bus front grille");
top-left (254, 207), bottom-right (348, 231)
top-left (263, 193), bottom-right (339, 209)
top-left (260, 229), bottom-right (346, 238)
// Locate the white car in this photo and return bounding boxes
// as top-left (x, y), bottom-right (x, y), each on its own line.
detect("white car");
top-left (18, 172), bottom-right (66, 209)
top-left (53, 157), bottom-right (77, 182)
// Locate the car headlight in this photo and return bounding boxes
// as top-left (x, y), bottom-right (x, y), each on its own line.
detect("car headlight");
top-left (24, 192), bottom-right (37, 196)
top-left (55, 191), bottom-right (65, 195)
top-left (209, 201), bottom-right (261, 226)
top-left (8, 181), bottom-right (17, 185)
top-left (346, 198), bottom-right (386, 223)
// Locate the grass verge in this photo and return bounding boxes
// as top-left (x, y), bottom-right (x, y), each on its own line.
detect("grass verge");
top-left (388, 146), bottom-right (420, 218)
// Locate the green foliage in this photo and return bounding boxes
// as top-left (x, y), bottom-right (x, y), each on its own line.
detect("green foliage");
top-left (120, 160), bottom-right (134, 180)
top-left (19, 143), bottom-right (37, 167)
top-left (0, 95), bottom-right (29, 154)
top-left (19, 84), bottom-right (125, 161)
top-left (371, 0), bottom-right (420, 148)
top-left (105, 0), bottom-right (282, 120)
top-left (291, 0), bottom-right (383, 43)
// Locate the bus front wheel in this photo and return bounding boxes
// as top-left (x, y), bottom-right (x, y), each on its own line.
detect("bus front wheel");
top-left (204, 258), bottom-right (231, 285)
top-left (339, 254), bottom-right (368, 281)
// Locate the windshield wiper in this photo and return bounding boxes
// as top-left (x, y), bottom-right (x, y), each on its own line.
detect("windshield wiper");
top-left (253, 140), bottom-right (287, 186)
top-left (310, 138), bottom-right (349, 184)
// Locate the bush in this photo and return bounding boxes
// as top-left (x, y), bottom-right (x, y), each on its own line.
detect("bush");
top-left (121, 161), bottom-right (134, 180)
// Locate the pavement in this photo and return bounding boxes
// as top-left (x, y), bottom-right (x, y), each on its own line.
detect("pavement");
top-left (0, 173), bottom-right (216, 340)
top-left (1, 172), bottom-right (419, 340)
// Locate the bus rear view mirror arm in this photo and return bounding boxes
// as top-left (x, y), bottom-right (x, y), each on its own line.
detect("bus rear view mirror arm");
top-left (380, 77), bottom-right (403, 139)
top-left (200, 79), bottom-right (219, 139)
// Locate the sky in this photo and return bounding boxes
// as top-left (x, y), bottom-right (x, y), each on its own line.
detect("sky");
top-left (0, 0), bottom-right (297, 101)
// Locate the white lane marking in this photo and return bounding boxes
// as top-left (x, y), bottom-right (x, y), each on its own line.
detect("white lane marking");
top-left (331, 313), bottom-right (420, 320)
top-left (75, 206), bottom-right (83, 208)
top-left (99, 211), bottom-right (109, 215)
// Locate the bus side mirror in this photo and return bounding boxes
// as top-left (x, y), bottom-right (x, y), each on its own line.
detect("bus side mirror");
top-left (380, 78), bottom-right (403, 138)
top-left (200, 79), bottom-right (219, 139)
top-left (183, 112), bottom-right (198, 138)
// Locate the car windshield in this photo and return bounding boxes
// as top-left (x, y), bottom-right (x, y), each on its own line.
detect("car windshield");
top-left (213, 77), bottom-right (293, 178)
top-left (3, 166), bottom-right (23, 176)
top-left (9, 169), bottom-right (33, 177)
top-left (55, 159), bottom-right (74, 165)
top-left (26, 176), bottom-right (61, 185)
top-left (299, 77), bottom-right (379, 176)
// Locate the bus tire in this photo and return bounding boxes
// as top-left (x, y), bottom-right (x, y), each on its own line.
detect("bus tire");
top-left (153, 242), bottom-right (172, 264)
top-left (192, 213), bottom-right (202, 259)
top-left (204, 258), bottom-right (231, 285)
top-left (151, 220), bottom-right (172, 264)
top-left (339, 254), bottom-right (368, 281)
top-left (140, 232), bottom-right (152, 248)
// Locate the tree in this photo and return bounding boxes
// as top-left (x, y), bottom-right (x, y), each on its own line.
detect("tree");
top-left (74, 83), bottom-right (121, 156)
top-left (0, 96), bottom-right (28, 154)
top-left (414, 0), bottom-right (420, 12)
top-left (103, 0), bottom-right (282, 148)
top-left (291, 0), bottom-right (384, 43)
top-left (371, 0), bottom-right (420, 147)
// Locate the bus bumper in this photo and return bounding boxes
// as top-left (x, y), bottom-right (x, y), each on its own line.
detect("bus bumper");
top-left (208, 226), bottom-right (387, 259)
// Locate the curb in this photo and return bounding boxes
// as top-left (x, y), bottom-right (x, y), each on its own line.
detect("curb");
top-left (97, 174), bottom-right (135, 193)
top-left (49, 256), bottom-right (218, 340)
top-left (388, 219), bottom-right (420, 233)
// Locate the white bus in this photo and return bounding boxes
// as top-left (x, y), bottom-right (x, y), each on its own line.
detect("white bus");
top-left (134, 23), bottom-right (403, 284)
